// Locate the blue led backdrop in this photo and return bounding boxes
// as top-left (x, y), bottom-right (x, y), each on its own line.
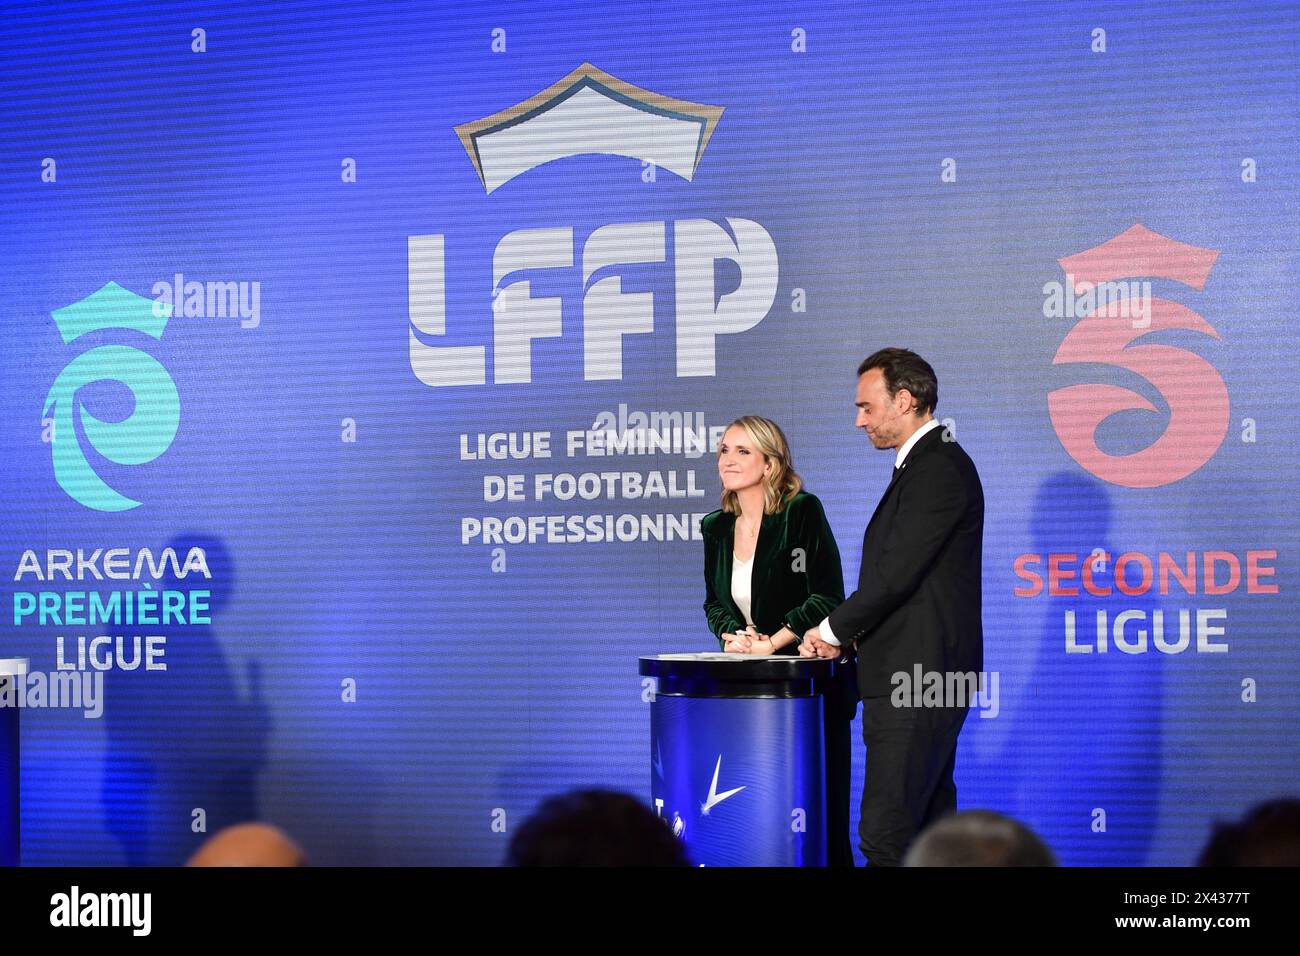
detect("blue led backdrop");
top-left (0, 0), bottom-right (1295, 865)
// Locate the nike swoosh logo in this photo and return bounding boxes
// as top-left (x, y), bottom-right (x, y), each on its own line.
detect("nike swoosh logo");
top-left (701, 755), bottom-right (744, 814)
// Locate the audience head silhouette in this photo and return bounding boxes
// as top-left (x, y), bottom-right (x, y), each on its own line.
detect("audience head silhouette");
top-left (187, 823), bottom-right (307, 867)
top-left (1199, 798), bottom-right (1300, 866)
top-left (506, 789), bottom-right (690, 866)
top-left (904, 810), bottom-right (1056, 867)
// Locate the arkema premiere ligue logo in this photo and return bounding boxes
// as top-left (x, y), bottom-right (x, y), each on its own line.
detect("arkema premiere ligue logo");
top-left (408, 62), bottom-right (778, 387)
top-left (1046, 225), bottom-right (1227, 489)
top-left (43, 282), bottom-right (179, 511)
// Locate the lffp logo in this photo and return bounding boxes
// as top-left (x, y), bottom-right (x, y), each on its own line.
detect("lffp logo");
top-left (408, 63), bottom-right (778, 388)
top-left (43, 282), bottom-right (180, 511)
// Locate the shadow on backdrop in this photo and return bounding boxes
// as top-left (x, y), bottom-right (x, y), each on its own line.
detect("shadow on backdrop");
top-left (100, 534), bottom-right (270, 866)
top-left (979, 472), bottom-right (1163, 865)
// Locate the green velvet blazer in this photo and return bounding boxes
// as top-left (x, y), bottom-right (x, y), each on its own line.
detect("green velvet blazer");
top-left (701, 490), bottom-right (845, 654)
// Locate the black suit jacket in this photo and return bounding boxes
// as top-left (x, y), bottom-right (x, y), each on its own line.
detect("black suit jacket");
top-left (701, 491), bottom-right (845, 654)
top-left (828, 424), bottom-right (984, 697)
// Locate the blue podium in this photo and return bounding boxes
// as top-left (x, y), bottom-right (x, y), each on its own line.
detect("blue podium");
top-left (0, 658), bottom-right (25, 867)
top-left (639, 652), bottom-right (841, 867)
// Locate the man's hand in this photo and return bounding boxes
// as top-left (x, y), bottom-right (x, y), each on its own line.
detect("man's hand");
top-left (800, 626), bottom-right (841, 659)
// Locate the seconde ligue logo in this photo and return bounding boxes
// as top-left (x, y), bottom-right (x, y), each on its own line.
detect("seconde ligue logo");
top-left (1046, 224), bottom-right (1228, 489)
top-left (43, 282), bottom-right (179, 511)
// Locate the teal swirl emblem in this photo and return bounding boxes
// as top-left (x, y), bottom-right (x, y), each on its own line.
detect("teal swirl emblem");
top-left (42, 282), bottom-right (180, 512)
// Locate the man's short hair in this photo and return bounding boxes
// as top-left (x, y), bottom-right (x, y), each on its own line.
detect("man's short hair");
top-left (858, 348), bottom-right (938, 416)
top-left (903, 810), bottom-right (1057, 867)
top-left (505, 789), bottom-right (690, 866)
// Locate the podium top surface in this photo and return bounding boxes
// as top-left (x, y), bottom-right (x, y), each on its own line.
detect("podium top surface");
top-left (639, 653), bottom-right (833, 680)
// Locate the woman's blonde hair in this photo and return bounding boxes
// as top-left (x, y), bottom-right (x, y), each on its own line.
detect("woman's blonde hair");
top-left (719, 415), bottom-right (803, 515)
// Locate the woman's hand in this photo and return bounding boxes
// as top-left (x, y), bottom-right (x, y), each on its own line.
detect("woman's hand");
top-left (722, 631), bottom-right (751, 653)
top-left (726, 626), bottom-right (774, 655)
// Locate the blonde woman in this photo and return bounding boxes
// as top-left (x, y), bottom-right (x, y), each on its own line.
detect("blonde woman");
top-left (700, 415), bottom-right (856, 866)
top-left (702, 416), bottom-right (844, 655)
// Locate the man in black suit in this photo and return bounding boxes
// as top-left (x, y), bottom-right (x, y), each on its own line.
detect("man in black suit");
top-left (801, 348), bottom-right (984, 867)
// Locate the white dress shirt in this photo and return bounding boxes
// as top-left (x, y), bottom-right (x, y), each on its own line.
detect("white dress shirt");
top-left (818, 418), bottom-right (941, 647)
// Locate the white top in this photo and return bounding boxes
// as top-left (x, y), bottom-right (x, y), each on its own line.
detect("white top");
top-left (731, 553), bottom-right (755, 628)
